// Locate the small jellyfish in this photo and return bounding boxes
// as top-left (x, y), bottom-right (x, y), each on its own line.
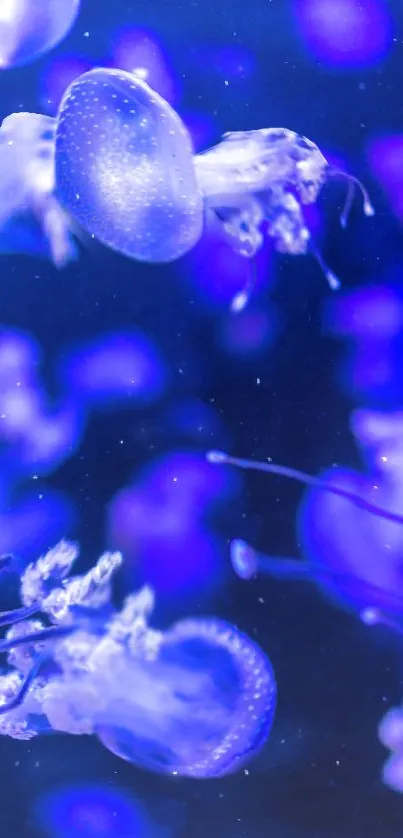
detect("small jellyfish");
top-left (207, 418), bottom-right (403, 634)
top-left (378, 706), bottom-right (403, 792)
top-left (195, 129), bottom-right (374, 310)
top-left (0, 1), bottom-right (81, 68)
top-left (55, 68), bottom-right (204, 263)
top-left (0, 112), bottom-right (76, 267)
top-left (0, 541), bottom-right (276, 777)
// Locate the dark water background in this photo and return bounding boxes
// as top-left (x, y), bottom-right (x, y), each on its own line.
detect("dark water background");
top-left (1, 0), bottom-right (403, 835)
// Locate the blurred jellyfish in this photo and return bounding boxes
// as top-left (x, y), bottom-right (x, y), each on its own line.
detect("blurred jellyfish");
top-left (59, 331), bottom-right (167, 407)
top-left (33, 781), bottom-right (169, 838)
top-left (0, 329), bottom-right (82, 471)
top-left (207, 409), bottom-right (403, 631)
top-left (367, 134), bottom-right (403, 225)
top-left (108, 451), bottom-right (241, 597)
top-left (293, 0), bottom-right (393, 69)
top-left (378, 706), bottom-right (403, 793)
top-left (324, 284), bottom-right (403, 403)
top-left (111, 28), bottom-right (177, 105)
top-left (0, 112), bottom-right (76, 266)
top-left (0, 541), bottom-right (277, 778)
top-left (0, 0), bottom-right (80, 68)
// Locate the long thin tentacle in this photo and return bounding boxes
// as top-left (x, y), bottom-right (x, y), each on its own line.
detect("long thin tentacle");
top-left (0, 603), bottom-right (39, 628)
top-left (0, 624), bottom-right (74, 655)
top-left (0, 652), bottom-right (49, 715)
top-left (207, 449), bottom-right (403, 525)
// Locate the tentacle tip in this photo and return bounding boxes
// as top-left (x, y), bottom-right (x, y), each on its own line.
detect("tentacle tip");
top-left (206, 450), bottom-right (228, 465)
top-left (326, 270), bottom-right (341, 291)
top-left (230, 291), bottom-right (249, 314)
top-left (360, 606), bottom-right (380, 626)
top-left (364, 201), bottom-right (375, 217)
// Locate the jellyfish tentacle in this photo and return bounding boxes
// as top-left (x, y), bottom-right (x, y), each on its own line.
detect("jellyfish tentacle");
top-left (0, 603), bottom-right (40, 628)
top-left (207, 449), bottom-right (403, 525)
top-left (0, 653), bottom-right (49, 715)
top-left (0, 541), bottom-right (276, 778)
top-left (0, 624), bottom-right (75, 655)
top-left (327, 168), bottom-right (375, 227)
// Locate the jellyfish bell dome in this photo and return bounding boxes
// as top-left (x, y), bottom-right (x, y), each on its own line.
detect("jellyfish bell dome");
top-left (95, 618), bottom-right (277, 779)
top-left (55, 67), bottom-right (204, 263)
top-left (0, 0), bottom-right (81, 69)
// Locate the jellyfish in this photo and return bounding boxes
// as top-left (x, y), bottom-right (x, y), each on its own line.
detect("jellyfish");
top-left (378, 706), bottom-right (403, 792)
top-left (0, 1), bottom-right (80, 68)
top-left (0, 112), bottom-right (76, 267)
top-left (55, 68), bottom-right (204, 263)
top-left (195, 129), bottom-right (374, 310)
top-left (207, 409), bottom-right (403, 633)
top-left (53, 68), bottom-right (372, 308)
top-left (0, 540), bottom-right (276, 778)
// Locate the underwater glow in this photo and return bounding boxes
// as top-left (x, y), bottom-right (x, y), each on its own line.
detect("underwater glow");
top-left (0, 112), bottom-right (76, 266)
top-left (59, 331), bottom-right (167, 406)
top-left (367, 134), bottom-right (403, 224)
top-left (33, 781), bottom-right (166, 838)
top-left (0, 0), bottom-right (80, 68)
top-left (324, 285), bottom-right (403, 402)
top-left (40, 56), bottom-right (93, 112)
top-left (108, 452), bottom-right (240, 597)
top-left (111, 28), bottom-right (177, 105)
top-left (0, 541), bottom-right (276, 778)
top-left (294, 0), bottom-right (393, 68)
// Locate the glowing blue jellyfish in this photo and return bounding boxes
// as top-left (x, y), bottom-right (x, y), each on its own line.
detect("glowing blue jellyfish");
top-left (0, 112), bottom-right (76, 266)
top-left (55, 68), bottom-right (204, 263)
top-left (207, 410), bottom-right (403, 634)
top-left (53, 68), bottom-right (373, 309)
top-left (0, 541), bottom-right (276, 778)
top-left (378, 706), bottom-right (403, 793)
top-left (0, 1), bottom-right (80, 68)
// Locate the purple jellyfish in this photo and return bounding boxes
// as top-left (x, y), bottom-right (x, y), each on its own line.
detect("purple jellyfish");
top-left (207, 408), bottom-right (403, 632)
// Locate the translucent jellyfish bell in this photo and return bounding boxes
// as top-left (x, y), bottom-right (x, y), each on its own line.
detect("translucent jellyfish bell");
top-left (95, 617), bottom-right (276, 778)
top-left (195, 129), bottom-right (374, 310)
top-left (0, 112), bottom-right (76, 266)
top-left (55, 68), bottom-right (204, 263)
top-left (0, 1), bottom-right (81, 69)
top-left (0, 541), bottom-right (277, 777)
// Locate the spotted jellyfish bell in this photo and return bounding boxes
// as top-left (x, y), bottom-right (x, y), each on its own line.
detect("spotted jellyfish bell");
top-left (55, 68), bottom-right (204, 263)
top-left (0, 0), bottom-right (81, 69)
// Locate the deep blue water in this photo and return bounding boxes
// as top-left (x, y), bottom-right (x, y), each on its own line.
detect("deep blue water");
top-left (1, 0), bottom-right (403, 836)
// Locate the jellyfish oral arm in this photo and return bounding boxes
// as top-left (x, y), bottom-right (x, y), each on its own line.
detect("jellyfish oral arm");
top-left (35, 194), bottom-right (77, 268)
top-left (0, 541), bottom-right (277, 778)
